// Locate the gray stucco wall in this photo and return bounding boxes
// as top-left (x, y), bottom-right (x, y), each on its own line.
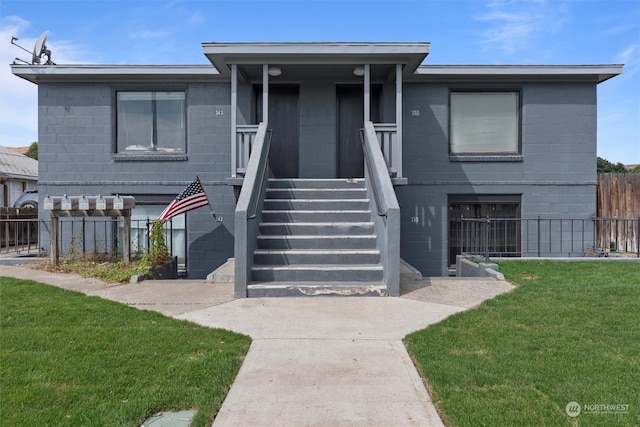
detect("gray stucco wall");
top-left (37, 81), bottom-right (236, 278)
top-left (398, 81), bottom-right (598, 276)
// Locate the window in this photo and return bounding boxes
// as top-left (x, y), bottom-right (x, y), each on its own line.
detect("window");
top-left (448, 195), bottom-right (521, 266)
top-left (118, 199), bottom-right (186, 270)
top-left (450, 91), bottom-right (519, 155)
top-left (116, 91), bottom-right (185, 154)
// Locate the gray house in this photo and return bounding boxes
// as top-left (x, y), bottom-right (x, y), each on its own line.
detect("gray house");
top-left (0, 146), bottom-right (38, 208)
top-left (11, 41), bottom-right (622, 296)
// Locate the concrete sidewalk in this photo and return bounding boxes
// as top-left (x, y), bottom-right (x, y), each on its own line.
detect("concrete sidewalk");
top-left (0, 265), bottom-right (514, 426)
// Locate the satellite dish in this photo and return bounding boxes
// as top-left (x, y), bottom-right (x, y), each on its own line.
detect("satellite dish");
top-left (10, 30), bottom-right (55, 66)
top-left (32, 31), bottom-right (50, 64)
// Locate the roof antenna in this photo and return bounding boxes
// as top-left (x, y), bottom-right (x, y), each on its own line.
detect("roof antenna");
top-left (11, 31), bottom-right (56, 65)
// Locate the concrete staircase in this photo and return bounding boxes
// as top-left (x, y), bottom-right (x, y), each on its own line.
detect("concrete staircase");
top-left (247, 178), bottom-right (386, 296)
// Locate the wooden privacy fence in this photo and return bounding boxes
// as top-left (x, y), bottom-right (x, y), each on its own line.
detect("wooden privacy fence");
top-left (597, 173), bottom-right (640, 252)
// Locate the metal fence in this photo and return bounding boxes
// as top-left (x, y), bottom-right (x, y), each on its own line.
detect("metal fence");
top-left (0, 217), bottom-right (178, 260)
top-left (1, 217), bottom-right (41, 256)
top-left (457, 217), bottom-right (640, 261)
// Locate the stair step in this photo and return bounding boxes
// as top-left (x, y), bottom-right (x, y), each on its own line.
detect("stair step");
top-left (254, 249), bottom-right (380, 265)
top-left (262, 210), bottom-right (372, 222)
top-left (259, 222), bottom-right (374, 236)
top-left (247, 281), bottom-right (387, 297)
top-left (263, 199), bottom-right (370, 210)
top-left (257, 235), bottom-right (377, 250)
top-left (268, 178), bottom-right (364, 189)
top-left (249, 178), bottom-right (385, 290)
top-left (266, 188), bottom-right (367, 199)
top-left (251, 264), bottom-right (384, 282)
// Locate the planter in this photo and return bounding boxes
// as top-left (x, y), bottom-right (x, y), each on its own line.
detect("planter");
top-left (130, 256), bottom-right (178, 283)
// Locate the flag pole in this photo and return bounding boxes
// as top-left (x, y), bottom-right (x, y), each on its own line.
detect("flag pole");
top-left (196, 176), bottom-right (217, 220)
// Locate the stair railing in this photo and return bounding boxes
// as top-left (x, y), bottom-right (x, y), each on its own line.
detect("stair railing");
top-left (361, 121), bottom-right (401, 296)
top-left (234, 122), bottom-right (271, 297)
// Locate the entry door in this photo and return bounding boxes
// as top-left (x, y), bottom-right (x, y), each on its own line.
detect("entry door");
top-left (337, 85), bottom-right (381, 178)
top-left (256, 85), bottom-right (300, 178)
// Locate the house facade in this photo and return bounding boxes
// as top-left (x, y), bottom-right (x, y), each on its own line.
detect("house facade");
top-left (0, 146), bottom-right (38, 208)
top-left (12, 42), bottom-right (622, 296)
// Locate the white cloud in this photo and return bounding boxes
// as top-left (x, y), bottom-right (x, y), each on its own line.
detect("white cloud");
top-left (0, 16), bottom-right (38, 147)
top-left (130, 29), bottom-right (172, 40)
top-left (476, 0), bottom-right (568, 56)
top-left (0, 16), bottom-right (90, 147)
top-left (616, 44), bottom-right (639, 77)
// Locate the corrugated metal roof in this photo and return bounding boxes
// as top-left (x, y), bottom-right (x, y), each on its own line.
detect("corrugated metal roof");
top-left (0, 146), bottom-right (38, 180)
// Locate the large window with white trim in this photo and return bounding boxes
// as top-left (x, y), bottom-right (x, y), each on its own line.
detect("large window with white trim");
top-left (450, 91), bottom-right (520, 155)
top-left (116, 91), bottom-right (186, 154)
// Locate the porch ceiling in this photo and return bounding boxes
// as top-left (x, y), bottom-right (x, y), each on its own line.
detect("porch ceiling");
top-left (202, 42), bottom-right (430, 79)
top-left (235, 64), bottom-right (395, 83)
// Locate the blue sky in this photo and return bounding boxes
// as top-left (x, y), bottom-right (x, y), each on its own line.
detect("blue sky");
top-left (1, 0), bottom-right (638, 164)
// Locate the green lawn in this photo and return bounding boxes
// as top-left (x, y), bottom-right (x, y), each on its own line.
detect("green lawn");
top-left (0, 277), bottom-right (251, 427)
top-left (405, 261), bottom-right (640, 427)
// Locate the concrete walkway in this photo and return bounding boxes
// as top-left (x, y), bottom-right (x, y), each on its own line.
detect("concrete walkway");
top-left (0, 265), bottom-right (514, 426)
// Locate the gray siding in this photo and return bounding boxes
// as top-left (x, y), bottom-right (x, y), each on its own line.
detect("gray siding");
top-left (399, 82), bottom-right (598, 276)
top-left (37, 81), bottom-right (236, 278)
top-left (35, 78), bottom-right (599, 278)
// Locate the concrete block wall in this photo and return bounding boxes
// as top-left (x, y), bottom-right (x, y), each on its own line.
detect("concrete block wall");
top-left (37, 81), bottom-right (236, 278)
top-left (35, 78), bottom-right (600, 278)
top-left (399, 81), bottom-right (599, 276)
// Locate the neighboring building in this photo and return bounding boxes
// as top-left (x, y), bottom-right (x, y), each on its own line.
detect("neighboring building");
top-left (0, 146), bottom-right (38, 208)
top-left (11, 41), bottom-right (622, 296)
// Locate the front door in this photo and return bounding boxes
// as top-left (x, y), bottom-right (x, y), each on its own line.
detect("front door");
top-left (256, 85), bottom-right (300, 178)
top-left (337, 85), bottom-right (381, 178)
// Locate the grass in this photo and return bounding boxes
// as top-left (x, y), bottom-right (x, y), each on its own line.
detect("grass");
top-left (0, 277), bottom-right (251, 427)
top-left (404, 261), bottom-right (640, 427)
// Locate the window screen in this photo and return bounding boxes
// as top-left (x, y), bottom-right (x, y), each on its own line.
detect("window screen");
top-left (450, 92), bottom-right (519, 154)
top-left (116, 91), bottom-right (185, 153)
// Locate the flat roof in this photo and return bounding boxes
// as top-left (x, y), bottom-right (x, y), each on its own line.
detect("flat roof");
top-left (11, 64), bottom-right (221, 84)
top-left (412, 64), bottom-right (623, 83)
top-left (201, 42), bottom-right (431, 77)
top-left (10, 42), bottom-right (622, 84)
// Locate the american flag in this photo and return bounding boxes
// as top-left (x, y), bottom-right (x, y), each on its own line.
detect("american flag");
top-left (156, 177), bottom-right (210, 222)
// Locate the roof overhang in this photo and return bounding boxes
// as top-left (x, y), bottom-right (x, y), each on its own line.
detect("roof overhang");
top-left (411, 64), bottom-right (624, 83)
top-left (11, 65), bottom-right (221, 84)
top-left (201, 42), bottom-right (431, 78)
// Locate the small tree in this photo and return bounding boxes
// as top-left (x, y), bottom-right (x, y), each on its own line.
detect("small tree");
top-left (597, 157), bottom-right (627, 173)
top-left (24, 142), bottom-right (38, 160)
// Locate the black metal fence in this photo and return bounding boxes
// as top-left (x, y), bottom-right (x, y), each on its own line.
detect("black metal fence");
top-left (456, 217), bottom-right (640, 261)
top-left (0, 217), bottom-right (178, 261)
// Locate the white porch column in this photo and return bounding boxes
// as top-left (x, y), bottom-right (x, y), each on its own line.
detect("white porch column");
top-left (262, 64), bottom-right (269, 124)
top-left (231, 64), bottom-right (238, 177)
top-left (364, 63), bottom-right (370, 123)
top-left (396, 63), bottom-right (403, 178)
